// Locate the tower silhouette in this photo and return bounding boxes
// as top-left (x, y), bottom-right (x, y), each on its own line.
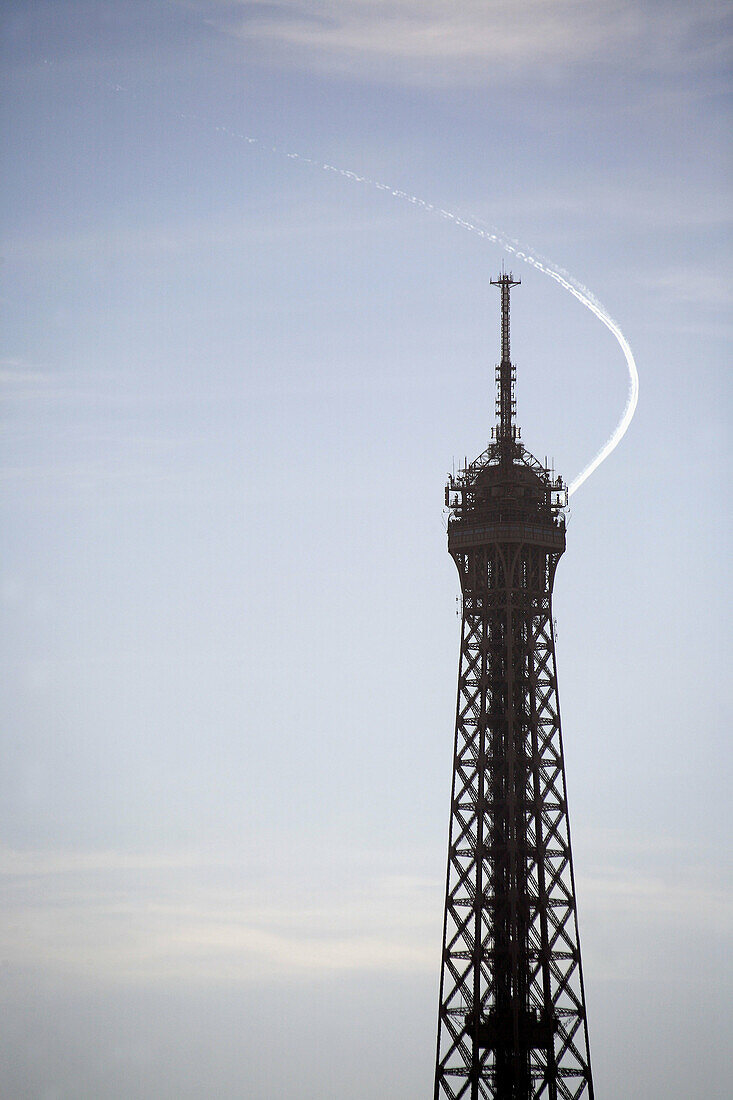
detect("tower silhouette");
top-left (433, 274), bottom-right (594, 1099)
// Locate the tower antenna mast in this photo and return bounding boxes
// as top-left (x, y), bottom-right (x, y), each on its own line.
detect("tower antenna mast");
top-left (490, 269), bottom-right (521, 461)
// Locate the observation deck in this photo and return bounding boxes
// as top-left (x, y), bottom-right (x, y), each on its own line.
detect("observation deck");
top-left (446, 442), bottom-right (567, 554)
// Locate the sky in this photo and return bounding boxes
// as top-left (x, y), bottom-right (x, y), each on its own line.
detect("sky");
top-left (1, 2), bottom-right (731, 1097)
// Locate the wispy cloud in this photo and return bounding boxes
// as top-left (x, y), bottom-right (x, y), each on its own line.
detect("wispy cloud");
top-left (0, 845), bottom-right (439, 983)
top-left (639, 265), bottom-right (733, 308)
top-left (2, 838), bottom-right (729, 986)
top-left (0, 847), bottom-right (202, 877)
top-left (1, 205), bottom-right (401, 264)
top-left (203, 0), bottom-right (732, 85)
top-left (470, 179), bottom-right (733, 233)
top-left (0, 356), bottom-right (55, 387)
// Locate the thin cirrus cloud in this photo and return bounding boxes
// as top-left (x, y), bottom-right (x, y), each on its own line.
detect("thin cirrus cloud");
top-left (641, 266), bottom-right (733, 308)
top-left (1, 841), bottom-right (727, 985)
top-left (0, 846), bottom-right (439, 982)
top-left (205, 0), bottom-right (730, 83)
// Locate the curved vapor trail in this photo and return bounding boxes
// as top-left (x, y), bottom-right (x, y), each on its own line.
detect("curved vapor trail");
top-left (458, 219), bottom-right (639, 497)
top-left (190, 116), bottom-right (639, 495)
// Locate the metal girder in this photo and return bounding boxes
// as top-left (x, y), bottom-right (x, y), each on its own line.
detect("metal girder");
top-left (433, 538), bottom-right (594, 1100)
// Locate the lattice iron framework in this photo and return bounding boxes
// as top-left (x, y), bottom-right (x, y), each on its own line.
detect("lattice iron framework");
top-left (433, 274), bottom-right (594, 1100)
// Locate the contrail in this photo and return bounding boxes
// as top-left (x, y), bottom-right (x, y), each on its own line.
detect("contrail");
top-left (451, 218), bottom-right (639, 497)
top-left (181, 113), bottom-right (639, 496)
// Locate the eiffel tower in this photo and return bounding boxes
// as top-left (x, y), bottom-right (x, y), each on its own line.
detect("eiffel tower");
top-left (433, 273), bottom-right (594, 1099)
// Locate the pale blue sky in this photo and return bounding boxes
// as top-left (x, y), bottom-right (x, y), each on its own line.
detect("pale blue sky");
top-left (1, 3), bottom-right (731, 1097)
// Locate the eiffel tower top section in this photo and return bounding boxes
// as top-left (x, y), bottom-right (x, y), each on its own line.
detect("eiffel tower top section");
top-left (444, 272), bottom-right (567, 546)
